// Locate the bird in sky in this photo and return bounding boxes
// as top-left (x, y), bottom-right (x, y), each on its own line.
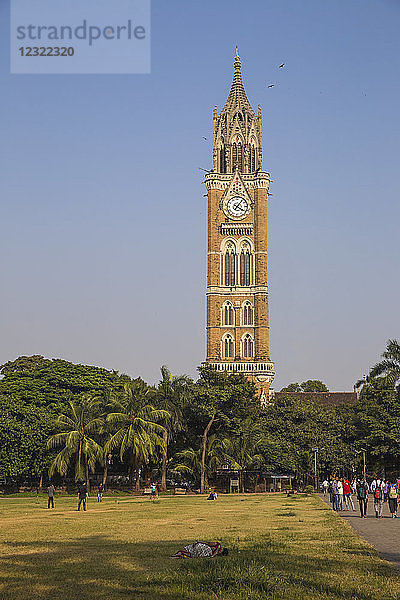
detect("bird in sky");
top-left (203, 136), bottom-right (207, 140)
top-left (267, 84), bottom-right (274, 88)
top-left (279, 63), bottom-right (285, 68)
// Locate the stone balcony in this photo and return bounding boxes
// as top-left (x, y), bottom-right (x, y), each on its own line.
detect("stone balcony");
top-left (207, 360), bottom-right (275, 377)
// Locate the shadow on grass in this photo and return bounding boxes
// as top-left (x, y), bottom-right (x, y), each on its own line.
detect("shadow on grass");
top-left (0, 532), bottom-right (397, 600)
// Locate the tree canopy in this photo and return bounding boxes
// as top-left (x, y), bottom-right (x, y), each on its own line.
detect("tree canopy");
top-left (2, 342), bottom-right (400, 489)
top-left (280, 380), bottom-right (329, 393)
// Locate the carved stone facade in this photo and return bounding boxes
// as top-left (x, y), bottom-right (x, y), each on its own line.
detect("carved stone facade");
top-left (204, 51), bottom-right (275, 400)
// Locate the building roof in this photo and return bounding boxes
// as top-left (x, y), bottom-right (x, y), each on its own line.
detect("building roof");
top-left (275, 391), bottom-right (357, 407)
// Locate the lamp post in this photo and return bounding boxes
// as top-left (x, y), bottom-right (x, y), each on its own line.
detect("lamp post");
top-left (361, 448), bottom-right (366, 481)
top-left (312, 447), bottom-right (318, 491)
top-left (356, 448), bottom-right (367, 481)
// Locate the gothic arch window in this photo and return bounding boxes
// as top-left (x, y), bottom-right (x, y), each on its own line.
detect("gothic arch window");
top-left (242, 301), bottom-right (254, 326)
top-left (219, 142), bottom-right (226, 173)
top-left (221, 301), bottom-right (234, 326)
top-left (232, 139), bottom-right (243, 172)
top-left (237, 142), bottom-right (243, 171)
top-left (250, 146), bottom-right (256, 172)
top-left (241, 333), bottom-right (254, 358)
top-left (232, 143), bottom-right (237, 171)
top-left (222, 333), bottom-right (234, 359)
top-left (223, 241), bottom-right (236, 287)
top-left (248, 137), bottom-right (257, 172)
top-left (239, 241), bottom-right (253, 286)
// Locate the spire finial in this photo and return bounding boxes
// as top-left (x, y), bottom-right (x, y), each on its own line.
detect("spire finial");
top-left (234, 47), bottom-right (241, 72)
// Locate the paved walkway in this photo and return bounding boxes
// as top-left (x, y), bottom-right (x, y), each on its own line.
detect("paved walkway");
top-left (320, 494), bottom-right (400, 569)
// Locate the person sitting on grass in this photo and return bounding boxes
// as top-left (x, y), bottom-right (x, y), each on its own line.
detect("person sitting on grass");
top-left (170, 541), bottom-right (228, 558)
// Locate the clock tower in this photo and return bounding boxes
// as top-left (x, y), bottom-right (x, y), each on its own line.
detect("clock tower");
top-left (204, 50), bottom-right (275, 401)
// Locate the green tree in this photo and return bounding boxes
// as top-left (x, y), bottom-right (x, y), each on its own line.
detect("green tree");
top-left (280, 380), bottom-right (329, 393)
top-left (353, 339), bottom-right (400, 474)
top-left (47, 396), bottom-right (104, 488)
top-left (0, 395), bottom-right (54, 482)
top-left (186, 366), bottom-right (259, 493)
top-left (174, 434), bottom-right (228, 489)
top-left (260, 392), bottom-right (355, 479)
top-left (280, 383), bottom-right (302, 392)
top-left (369, 339), bottom-right (400, 390)
top-left (221, 418), bottom-right (268, 492)
top-left (156, 365), bottom-right (191, 492)
top-left (105, 379), bottom-right (168, 490)
top-left (0, 355), bottom-right (124, 413)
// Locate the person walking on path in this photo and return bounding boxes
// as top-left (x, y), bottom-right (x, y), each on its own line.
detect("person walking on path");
top-left (373, 484), bottom-right (384, 518)
top-left (383, 480), bottom-right (389, 502)
top-left (330, 479), bottom-right (338, 511)
top-left (47, 483), bottom-right (55, 509)
top-left (356, 479), bottom-right (369, 518)
top-left (337, 478), bottom-right (344, 511)
top-left (371, 478), bottom-right (384, 494)
top-left (78, 482), bottom-right (88, 511)
top-left (388, 482), bottom-right (398, 518)
top-left (343, 478), bottom-right (355, 510)
top-left (322, 480), bottom-right (329, 496)
top-left (97, 483), bottom-right (104, 502)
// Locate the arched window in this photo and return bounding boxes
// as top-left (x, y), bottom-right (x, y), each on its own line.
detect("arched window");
top-left (239, 242), bottom-right (252, 286)
top-left (222, 334), bottom-right (234, 358)
top-left (224, 242), bottom-right (236, 287)
top-left (232, 141), bottom-right (243, 172)
top-left (232, 143), bottom-right (237, 171)
top-left (222, 301), bottom-right (234, 326)
top-left (242, 334), bottom-right (254, 358)
top-left (237, 142), bottom-right (243, 171)
top-left (242, 301), bottom-right (254, 326)
top-left (219, 145), bottom-right (226, 173)
top-left (250, 146), bottom-right (256, 172)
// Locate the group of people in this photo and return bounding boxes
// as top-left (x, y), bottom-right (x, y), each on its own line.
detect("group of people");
top-left (323, 477), bottom-right (399, 519)
top-left (46, 481), bottom-right (105, 510)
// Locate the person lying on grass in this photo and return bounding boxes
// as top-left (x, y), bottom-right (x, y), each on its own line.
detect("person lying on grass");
top-left (170, 541), bottom-right (228, 558)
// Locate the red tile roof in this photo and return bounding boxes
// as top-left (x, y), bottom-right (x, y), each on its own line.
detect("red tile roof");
top-left (275, 391), bottom-right (357, 407)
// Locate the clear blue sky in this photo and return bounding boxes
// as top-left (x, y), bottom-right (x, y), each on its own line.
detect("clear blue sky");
top-left (1, 0), bottom-right (399, 390)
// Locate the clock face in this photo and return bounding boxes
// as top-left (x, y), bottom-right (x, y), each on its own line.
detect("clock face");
top-left (226, 196), bottom-right (248, 218)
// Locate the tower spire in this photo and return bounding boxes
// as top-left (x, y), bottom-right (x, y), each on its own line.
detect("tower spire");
top-left (222, 49), bottom-right (254, 115)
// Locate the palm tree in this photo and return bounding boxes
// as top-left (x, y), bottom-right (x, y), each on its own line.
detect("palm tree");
top-left (220, 419), bottom-right (268, 492)
top-left (47, 395), bottom-right (104, 489)
top-left (368, 339), bottom-right (400, 389)
top-left (174, 435), bottom-right (228, 490)
top-left (105, 379), bottom-right (169, 491)
top-left (156, 365), bottom-right (190, 492)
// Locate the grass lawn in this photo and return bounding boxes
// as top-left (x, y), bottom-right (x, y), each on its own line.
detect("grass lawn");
top-left (0, 493), bottom-right (399, 599)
